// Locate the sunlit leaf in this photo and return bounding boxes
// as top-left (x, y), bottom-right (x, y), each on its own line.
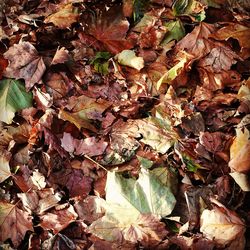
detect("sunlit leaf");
top-left (117, 50), bottom-right (144, 71)
top-left (0, 154), bottom-right (11, 183)
top-left (0, 79), bottom-right (33, 124)
top-left (106, 168), bottom-right (176, 217)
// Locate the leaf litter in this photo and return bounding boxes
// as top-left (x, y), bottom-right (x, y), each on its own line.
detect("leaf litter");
top-left (0, 0), bottom-right (250, 249)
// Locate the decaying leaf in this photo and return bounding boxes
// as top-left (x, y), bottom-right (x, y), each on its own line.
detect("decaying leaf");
top-left (211, 23), bottom-right (250, 58)
top-left (3, 42), bottom-right (46, 90)
top-left (39, 204), bottom-right (78, 234)
top-left (0, 79), bottom-right (33, 124)
top-left (44, 4), bottom-right (79, 29)
top-left (0, 202), bottom-right (33, 247)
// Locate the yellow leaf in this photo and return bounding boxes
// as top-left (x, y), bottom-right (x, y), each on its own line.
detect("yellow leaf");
top-left (0, 155), bottom-right (11, 183)
top-left (229, 128), bottom-right (250, 173)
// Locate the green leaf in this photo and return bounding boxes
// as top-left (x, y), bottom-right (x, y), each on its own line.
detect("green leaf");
top-left (106, 168), bottom-right (176, 217)
top-left (182, 154), bottom-right (201, 172)
top-left (90, 52), bottom-right (111, 75)
top-left (162, 20), bottom-right (185, 45)
top-left (133, 0), bottom-right (149, 23)
top-left (156, 51), bottom-right (192, 90)
top-left (137, 156), bottom-right (153, 169)
top-left (173, 0), bottom-right (206, 22)
top-left (0, 79), bottom-right (33, 124)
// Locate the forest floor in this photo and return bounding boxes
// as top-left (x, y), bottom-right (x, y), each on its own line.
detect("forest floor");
top-left (0, 0), bottom-right (250, 249)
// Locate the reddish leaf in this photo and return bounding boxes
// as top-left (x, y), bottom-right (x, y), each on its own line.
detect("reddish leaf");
top-left (86, 6), bottom-right (133, 54)
top-left (3, 42), bottom-right (46, 90)
top-left (39, 204), bottom-right (78, 234)
top-left (0, 201), bottom-right (33, 248)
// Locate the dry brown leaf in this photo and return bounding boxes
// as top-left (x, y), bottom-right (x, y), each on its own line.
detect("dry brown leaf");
top-left (44, 4), bottom-right (79, 29)
top-left (39, 204), bottom-right (78, 234)
top-left (3, 42), bottom-right (46, 90)
top-left (0, 201), bottom-right (33, 247)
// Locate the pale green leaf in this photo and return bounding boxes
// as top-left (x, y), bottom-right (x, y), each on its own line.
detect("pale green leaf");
top-left (106, 168), bottom-right (176, 217)
top-left (0, 79), bottom-right (33, 124)
top-left (117, 50), bottom-right (144, 71)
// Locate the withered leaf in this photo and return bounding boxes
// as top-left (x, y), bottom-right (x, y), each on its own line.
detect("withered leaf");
top-left (86, 6), bottom-right (133, 54)
top-left (0, 202), bottom-right (33, 247)
top-left (44, 4), bottom-right (79, 29)
top-left (39, 204), bottom-right (78, 234)
top-left (4, 42), bottom-right (46, 90)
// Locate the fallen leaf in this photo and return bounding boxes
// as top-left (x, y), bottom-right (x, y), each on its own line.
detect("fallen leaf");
top-left (0, 154), bottom-right (11, 183)
top-left (44, 4), bottom-right (79, 29)
top-left (229, 172), bottom-right (250, 192)
top-left (51, 47), bottom-right (70, 65)
top-left (200, 199), bottom-right (245, 247)
top-left (0, 201), bottom-right (33, 247)
top-left (39, 204), bottom-right (78, 234)
top-left (3, 42), bottom-right (46, 90)
top-left (88, 205), bottom-right (167, 244)
top-left (86, 6), bottom-right (133, 54)
top-left (229, 127), bottom-right (250, 173)
top-left (117, 50), bottom-right (144, 71)
top-left (0, 79), bottom-right (33, 124)
top-left (211, 23), bottom-right (250, 58)
top-left (106, 168), bottom-right (176, 217)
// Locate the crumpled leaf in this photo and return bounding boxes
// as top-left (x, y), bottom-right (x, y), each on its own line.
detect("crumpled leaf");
top-left (0, 79), bottom-right (33, 124)
top-left (229, 127), bottom-right (250, 173)
top-left (117, 50), bottom-right (144, 71)
top-left (136, 118), bottom-right (178, 154)
top-left (60, 95), bottom-right (111, 132)
top-left (106, 168), bottom-right (176, 217)
top-left (0, 154), bottom-right (11, 183)
top-left (200, 199), bottom-right (245, 248)
top-left (173, 0), bottom-right (206, 21)
top-left (156, 51), bottom-right (193, 90)
top-left (39, 204), bottom-right (78, 234)
top-left (88, 205), bottom-right (167, 244)
top-left (44, 4), bottom-right (79, 29)
top-left (4, 42), bottom-right (46, 90)
top-left (0, 202), bottom-right (33, 247)
top-left (211, 23), bottom-right (250, 58)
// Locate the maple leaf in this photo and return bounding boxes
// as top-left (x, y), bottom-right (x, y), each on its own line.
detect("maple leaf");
top-left (0, 55), bottom-right (8, 79)
top-left (200, 199), bottom-right (245, 248)
top-left (211, 23), bottom-right (250, 59)
top-left (0, 201), bottom-right (33, 247)
top-left (0, 154), bottom-right (11, 183)
top-left (39, 204), bottom-right (78, 234)
top-left (3, 42), bottom-right (46, 90)
top-left (106, 168), bottom-right (176, 217)
top-left (44, 3), bottom-right (79, 29)
top-left (0, 79), bottom-right (33, 124)
top-left (176, 22), bottom-right (216, 59)
top-left (86, 6), bottom-right (133, 54)
top-left (88, 205), bottom-right (168, 244)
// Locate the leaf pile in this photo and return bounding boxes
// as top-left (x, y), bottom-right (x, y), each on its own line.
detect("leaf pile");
top-left (0, 0), bottom-right (250, 249)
